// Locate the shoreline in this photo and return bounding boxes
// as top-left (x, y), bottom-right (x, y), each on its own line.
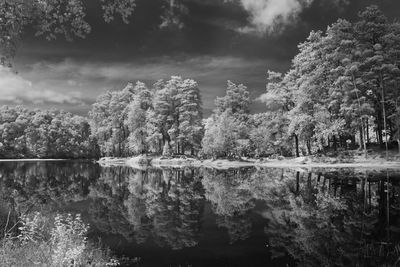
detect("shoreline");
top-left (1, 156), bottom-right (399, 169)
top-left (0, 159), bottom-right (76, 162)
top-left (98, 156), bottom-right (400, 169)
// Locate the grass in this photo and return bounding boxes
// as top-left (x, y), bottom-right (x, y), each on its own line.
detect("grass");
top-left (0, 212), bottom-right (121, 267)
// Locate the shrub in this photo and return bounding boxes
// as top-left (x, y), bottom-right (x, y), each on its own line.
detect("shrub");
top-left (0, 212), bottom-right (120, 267)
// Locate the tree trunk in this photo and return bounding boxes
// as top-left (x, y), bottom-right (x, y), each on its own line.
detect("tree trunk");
top-left (351, 74), bottom-right (366, 156)
top-left (294, 134), bottom-right (299, 157)
top-left (360, 122), bottom-right (367, 158)
top-left (377, 112), bottom-right (383, 145)
top-left (306, 140), bottom-right (312, 155)
top-left (380, 72), bottom-right (389, 160)
top-left (398, 139), bottom-right (400, 155)
top-left (333, 135), bottom-right (337, 151)
top-left (366, 118), bottom-right (370, 145)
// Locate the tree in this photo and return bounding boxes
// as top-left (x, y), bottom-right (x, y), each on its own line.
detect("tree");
top-left (326, 19), bottom-right (370, 155)
top-left (151, 78), bottom-right (179, 154)
top-left (202, 80), bottom-right (251, 159)
top-left (215, 80), bottom-right (250, 118)
top-left (260, 5), bottom-right (400, 156)
top-left (258, 70), bottom-right (297, 156)
top-left (355, 6), bottom-right (390, 153)
top-left (178, 79), bottom-right (203, 155)
top-left (249, 113), bottom-right (292, 157)
top-left (0, 0), bottom-right (189, 67)
top-left (89, 83), bottom-right (135, 156)
top-left (1, 0), bottom-right (92, 66)
top-left (384, 22), bottom-right (400, 153)
top-left (125, 82), bottom-right (153, 155)
top-left (201, 110), bottom-right (247, 159)
top-left (89, 76), bottom-right (203, 157)
top-left (0, 106), bottom-right (97, 159)
top-left (288, 30), bottom-right (326, 155)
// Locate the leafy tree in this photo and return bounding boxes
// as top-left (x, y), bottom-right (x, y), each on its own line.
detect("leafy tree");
top-left (0, 106), bottom-right (97, 159)
top-left (90, 76), bottom-right (203, 157)
top-left (0, 0), bottom-right (196, 67)
top-left (0, 0), bottom-right (133, 66)
top-left (201, 111), bottom-right (248, 159)
top-left (178, 79), bottom-right (203, 155)
top-left (202, 80), bottom-right (251, 159)
top-left (89, 83), bottom-right (135, 156)
top-left (261, 5), bottom-right (400, 156)
top-left (215, 80), bottom-right (250, 118)
top-left (258, 70), bottom-right (297, 156)
top-left (249, 113), bottom-right (292, 157)
top-left (125, 82), bottom-right (153, 155)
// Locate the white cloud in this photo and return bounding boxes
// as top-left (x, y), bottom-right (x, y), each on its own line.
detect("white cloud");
top-left (236, 0), bottom-right (349, 34)
top-left (0, 67), bottom-right (84, 105)
top-left (7, 55), bottom-right (286, 115)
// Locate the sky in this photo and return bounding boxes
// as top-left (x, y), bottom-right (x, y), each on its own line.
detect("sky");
top-left (1, 0), bottom-right (400, 116)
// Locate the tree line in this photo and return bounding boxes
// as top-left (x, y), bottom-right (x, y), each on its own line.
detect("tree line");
top-left (0, 106), bottom-right (98, 158)
top-left (89, 76), bottom-right (203, 157)
top-left (262, 5), bottom-right (400, 156)
top-left (1, 5), bottom-right (399, 159)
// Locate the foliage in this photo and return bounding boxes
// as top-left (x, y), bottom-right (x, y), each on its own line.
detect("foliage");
top-left (0, 212), bottom-right (118, 267)
top-left (90, 77), bottom-right (203, 157)
top-left (0, 106), bottom-right (98, 159)
top-left (2, 5), bottom-right (400, 161)
top-left (261, 5), bottom-right (400, 155)
top-left (0, 0), bottom-right (137, 66)
top-left (202, 81), bottom-right (252, 159)
top-left (0, 0), bottom-right (194, 67)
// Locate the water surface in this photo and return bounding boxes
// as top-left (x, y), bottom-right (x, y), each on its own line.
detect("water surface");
top-left (0, 161), bottom-right (399, 266)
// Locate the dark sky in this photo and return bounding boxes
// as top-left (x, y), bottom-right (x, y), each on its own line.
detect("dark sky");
top-left (2, 0), bottom-right (400, 116)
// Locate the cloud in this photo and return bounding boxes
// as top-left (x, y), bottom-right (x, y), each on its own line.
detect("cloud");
top-left (12, 55), bottom-right (285, 115)
top-left (0, 67), bottom-right (84, 105)
top-left (23, 56), bottom-right (272, 86)
top-left (236, 0), bottom-right (349, 34)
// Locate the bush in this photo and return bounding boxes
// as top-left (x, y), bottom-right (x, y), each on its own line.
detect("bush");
top-left (0, 212), bottom-right (120, 267)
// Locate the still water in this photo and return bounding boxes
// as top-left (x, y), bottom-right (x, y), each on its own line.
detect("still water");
top-left (0, 161), bottom-right (400, 266)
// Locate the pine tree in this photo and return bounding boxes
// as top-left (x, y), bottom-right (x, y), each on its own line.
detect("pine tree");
top-left (178, 79), bottom-right (203, 155)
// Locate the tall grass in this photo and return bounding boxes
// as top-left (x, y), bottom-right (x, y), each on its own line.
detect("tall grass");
top-left (0, 212), bottom-right (120, 267)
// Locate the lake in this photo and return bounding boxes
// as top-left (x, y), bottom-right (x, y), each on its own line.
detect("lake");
top-left (0, 161), bottom-right (400, 266)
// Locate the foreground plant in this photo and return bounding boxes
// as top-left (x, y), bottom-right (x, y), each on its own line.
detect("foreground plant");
top-left (0, 212), bottom-right (121, 267)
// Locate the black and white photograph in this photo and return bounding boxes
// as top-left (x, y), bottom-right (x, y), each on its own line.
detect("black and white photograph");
top-left (1, 0), bottom-right (400, 266)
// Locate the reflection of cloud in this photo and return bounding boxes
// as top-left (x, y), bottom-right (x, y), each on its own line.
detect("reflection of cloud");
top-left (236, 0), bottom-right (349, 34)
top-left (0, 67), bottom-right (84, 105)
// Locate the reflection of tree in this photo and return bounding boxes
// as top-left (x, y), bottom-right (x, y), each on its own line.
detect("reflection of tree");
top-left (216, 215), bottom-right (252, 244)
top-left (260, 168), bottom-right (400, 267)
top-left (3, 161), bottom-right (400, 265)
top-left (89, 166), bottom-right (205, 250)
top-left (0, 162), bottom-right (206, 250)
top-left (0, 161), bottom-right (99, 213)
top-left (127, 168), bottom-right (204, 250)
top-left (88, 166), bottom-right (136, 242)
top-left (202, 168), bottom-right (256, 244)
